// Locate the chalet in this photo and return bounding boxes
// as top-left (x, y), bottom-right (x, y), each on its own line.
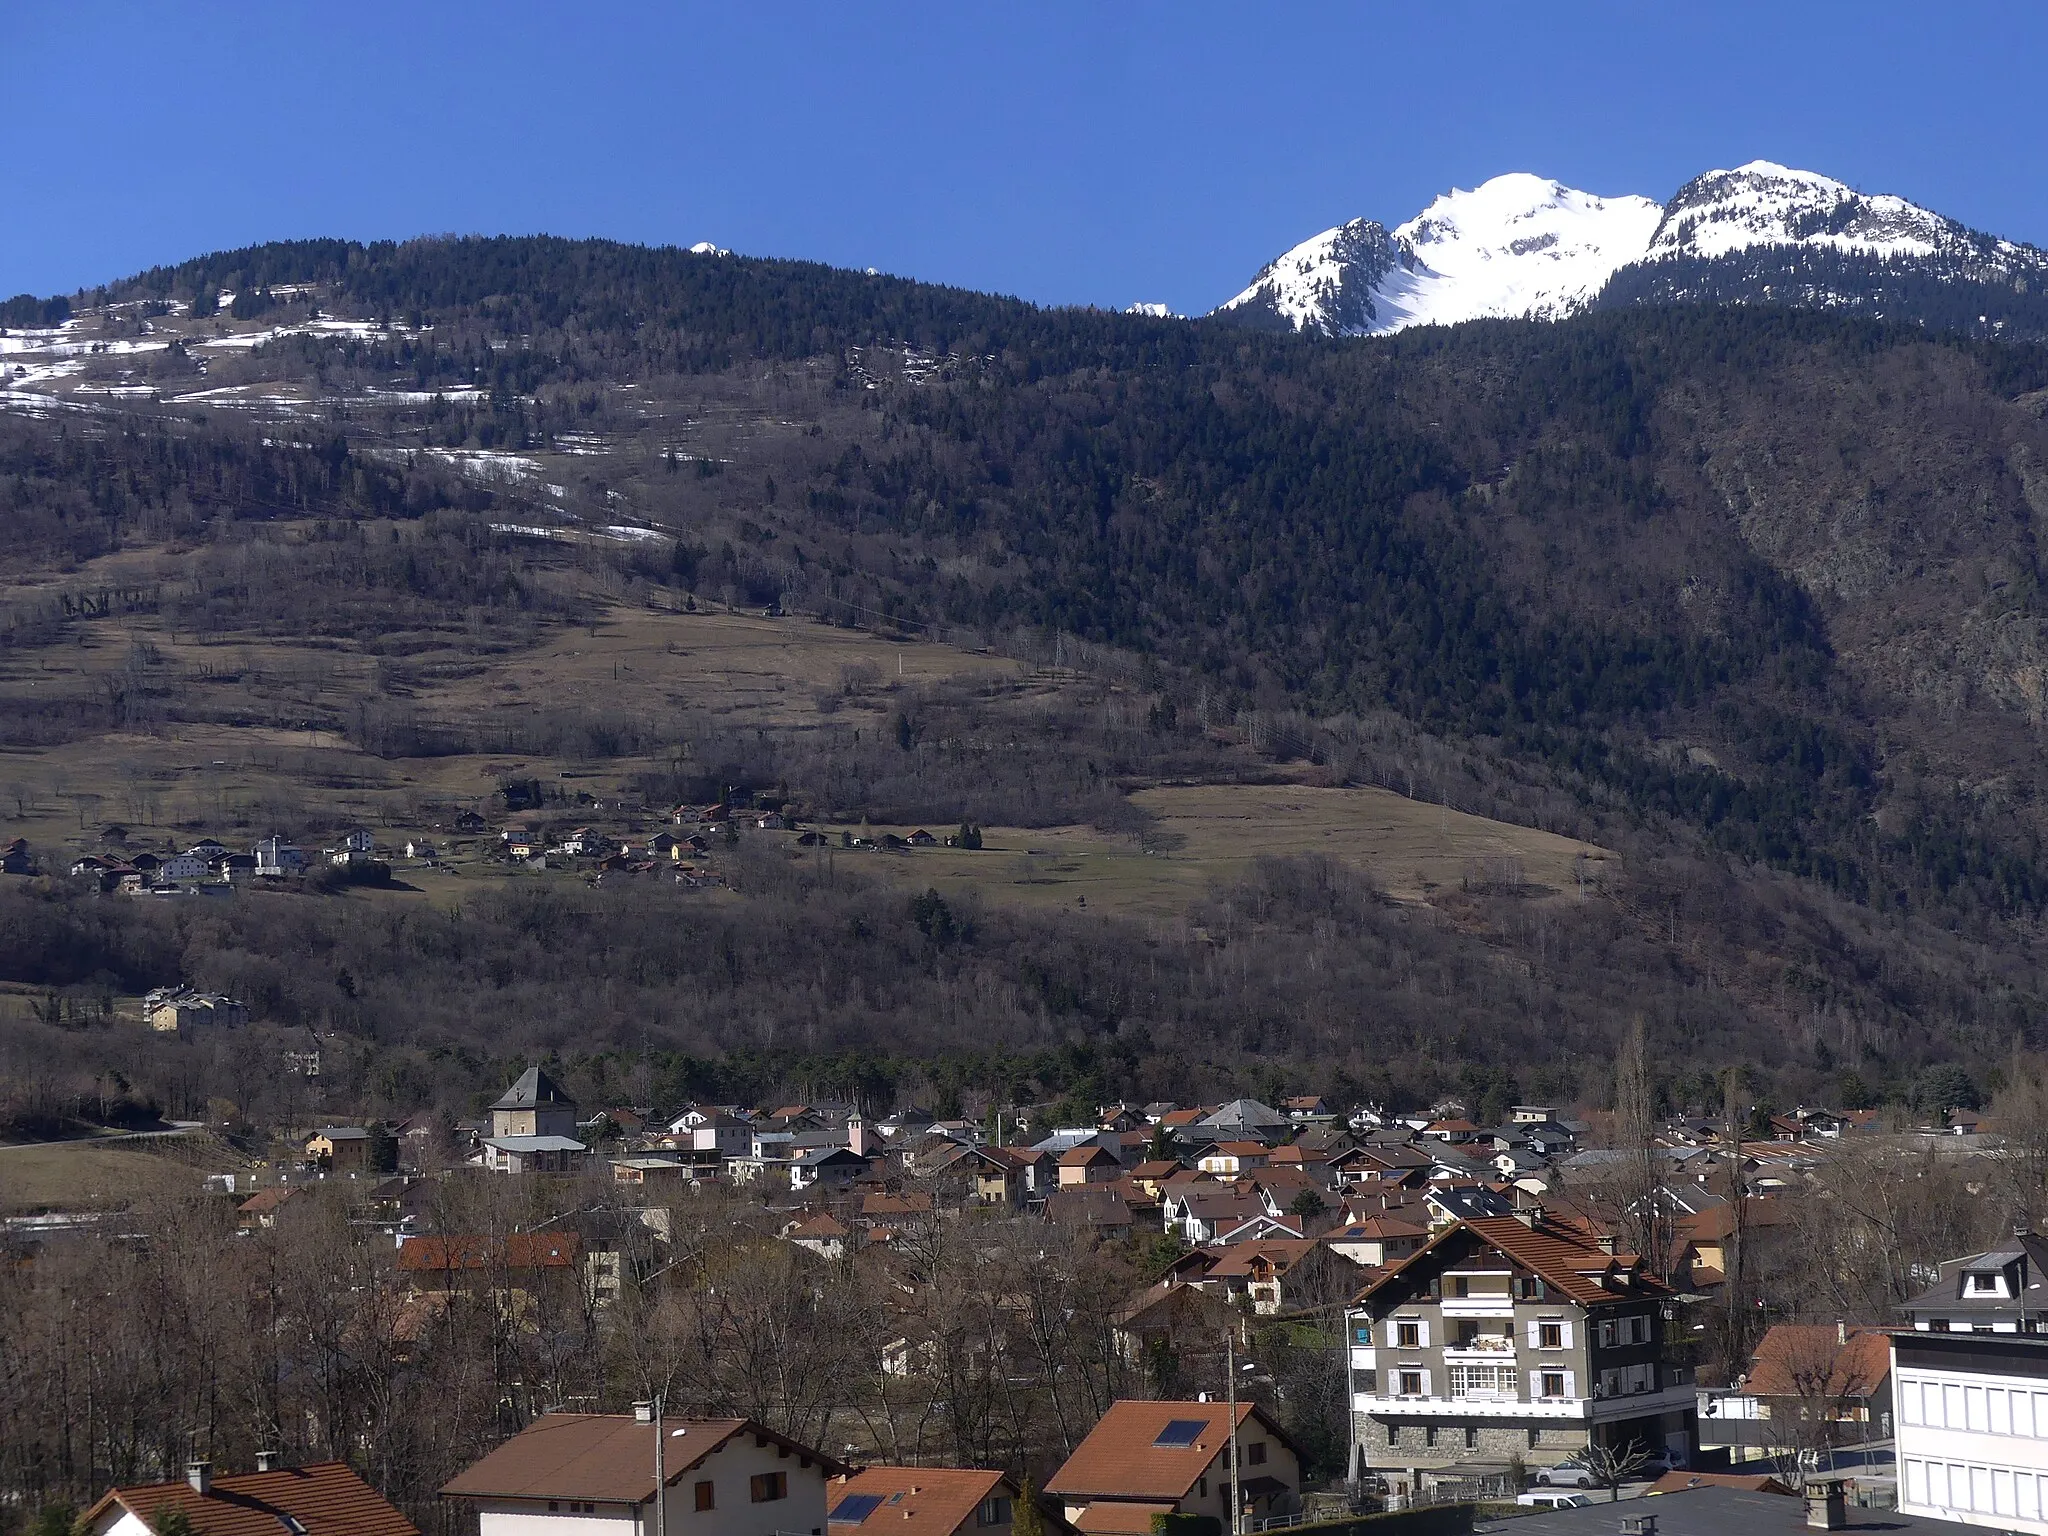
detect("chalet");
top-left (397, 1233), bottom-right (593, 1306)
top-left (236, 1186), bottom-right (302, 1229)
top-left (1348, 1212), bottom-right (1692, 1483)
top-left (1164, 1189), bottom-right (1266, 1246)
top-left (1046, 1399), bottom-right (1302, 1534)
top-left (1110, 1279), bottom-right (1237, 1367)
top-left (1325, 1214), bottom-right (1431, 1268)
top-left (785, 1212), bottom-right (852, 1259)
top-left (441, 1411), bottom-right (842, 1536)
top-left (789, 1146), bottom-right (868, 1193)
top-left (82, 1460), bottom-right (417, 1536)
top-left (906, 828), bottom-right (937, 846)
top-left (0, 837), bottom-right (31, 875)
top-left (1059, 1145), bottom-right (1124, 1186)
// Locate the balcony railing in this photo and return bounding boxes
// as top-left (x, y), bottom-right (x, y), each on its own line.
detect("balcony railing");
top-left (1444, 1336), bottom-right (1517, 1354)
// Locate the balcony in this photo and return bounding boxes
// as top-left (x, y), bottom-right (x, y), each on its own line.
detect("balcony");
top-left (1440, 1294), bottom-right (1518, 1317)
top-left (1443, 1336), bottom-right (1517, 1357)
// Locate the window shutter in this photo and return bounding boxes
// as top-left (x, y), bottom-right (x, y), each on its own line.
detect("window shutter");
top-left (1417, 1320), bottom-right (1430, 1347)
top-left (1526, 1320), bottom-right (1541, 1348)
top-left (1559, 1320), bottom-right (1574, 1348)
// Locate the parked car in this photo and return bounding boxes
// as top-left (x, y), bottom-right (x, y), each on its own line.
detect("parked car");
top-left (1518, 1493), bottom-right (1594, 1509)
top-left (1535, 1460), bottom-right (1598, 1488)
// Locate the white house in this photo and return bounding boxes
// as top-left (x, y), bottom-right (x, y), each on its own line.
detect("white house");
top-left (254, 836), bottom-right (306, 876)
top-left (1895, 1330), bottom-right (2048, 1534)
top-left (158, 853), bottom-right (211, 883)
top-left (439, 1411), bottom-right (842, 1536)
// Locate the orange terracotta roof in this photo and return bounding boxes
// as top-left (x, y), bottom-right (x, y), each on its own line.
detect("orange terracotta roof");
top-left (1071, 1503), bottom-right (1178, 1535)
top-left (397, 1234), bottom-right (580, 1272)
top-left (1741, 1325), bottom-right (1891, 1399)
top-left (1047, 1400), bottom-right (1290, 1501)
top-left (84, 1463), bottom-right (417, 1536)
top-left (236, 1187), bottom-right (299, 1216)
top-left (826, 1467), bottom-right (1008, 1536)
top-left (1060, 1145), bottom-right (1120, 1166)
top-left (442, 1414), bottom-right (842, 1500)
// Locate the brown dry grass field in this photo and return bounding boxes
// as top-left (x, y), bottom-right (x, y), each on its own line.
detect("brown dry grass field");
top-left (0, 1138), bottom-right (239, 1214)
top-left (2, 542), bottom-right (1611, 924)
top-left (820, 782), bottom-right (1609, 922)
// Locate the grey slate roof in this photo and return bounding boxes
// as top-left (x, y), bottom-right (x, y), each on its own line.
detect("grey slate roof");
top-left (492, 1065), bottom-right (576, 1112)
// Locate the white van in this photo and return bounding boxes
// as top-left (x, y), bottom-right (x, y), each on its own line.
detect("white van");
top-left (1517, 1492), bottom-right (1595, 1509)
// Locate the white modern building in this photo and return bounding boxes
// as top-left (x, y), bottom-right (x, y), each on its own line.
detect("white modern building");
top-left (1895, 1330), bottom-right (2048, 1534)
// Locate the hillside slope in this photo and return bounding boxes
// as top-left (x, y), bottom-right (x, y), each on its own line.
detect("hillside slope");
top-left (6, 237), bottom-right (2048, 1114)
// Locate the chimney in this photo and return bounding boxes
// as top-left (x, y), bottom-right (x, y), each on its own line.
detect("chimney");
top-left (256, 1451), bottom-right (282, 1473)
top-left (1837, 1320), bottom-right (1848, 1346)
top-left (1806, 1485), bottom-right (1847, 1530)
top-left (1621, 1517), bottom-right (1657, 1536)
top-left (633, 1400), bottom-right (657, 1424)
top-left (187, 1462), bottom-right (213, 1495)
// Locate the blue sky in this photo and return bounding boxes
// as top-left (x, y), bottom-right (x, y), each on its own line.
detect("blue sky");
top-left (5, 1), bottom-right (2045, 314)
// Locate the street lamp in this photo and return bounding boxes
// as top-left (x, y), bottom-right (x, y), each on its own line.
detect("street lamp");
top-left (635, 1399), bottom-right (688, 1536)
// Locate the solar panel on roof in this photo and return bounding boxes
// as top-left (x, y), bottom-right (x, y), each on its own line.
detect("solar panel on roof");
top-left (1154, 1418), bottom-right (1208, 1448)
top-left (831, 1495), bottom-right (886, 1525)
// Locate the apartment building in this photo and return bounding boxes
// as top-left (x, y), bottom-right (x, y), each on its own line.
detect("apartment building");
top-left (1894, 1329), bottom-right (2048, 1534)
top-left (1347, 1212), bottom-right (1694, 1488)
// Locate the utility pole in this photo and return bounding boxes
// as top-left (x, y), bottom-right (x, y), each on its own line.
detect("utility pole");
top-left (635, 1397), bottom-right (667, 1536)
top-left (1227, 1329), bottom-right (1243, 1536)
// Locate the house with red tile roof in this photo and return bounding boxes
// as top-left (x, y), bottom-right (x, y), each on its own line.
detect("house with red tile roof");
top-left (82, 1461), bottom-right (417, 1536)
top-left (1045, 1399), bottom-right (1302, 1534)
top-left (826, 1467), bottom-right (1061, 1536)
top-left (1349, 1212), bottom-right (1693, 1483)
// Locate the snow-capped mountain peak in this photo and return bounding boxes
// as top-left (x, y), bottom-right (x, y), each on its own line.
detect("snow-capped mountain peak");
top-left (1383, 174), bottom-right (1663, 327)
top-left (1218, 173), bottom-right (1660, 335)
top-left (1213, 161), bottom-right (2048, 340)
top-left (1646, 160), bottom-right (1965, 262)
top-left (1216, 217), bottom-right (1401, 336)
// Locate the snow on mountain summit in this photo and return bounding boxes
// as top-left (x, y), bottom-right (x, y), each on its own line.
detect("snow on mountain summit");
top-left (1381, 174), bottom-right (1663, 328)
top-left (1215, 161), bottom-right (2048, 339)
top-left (1646, 160), bottom-right (1971, 263)
top-left (1218, 173), bottom-right (1659, 335)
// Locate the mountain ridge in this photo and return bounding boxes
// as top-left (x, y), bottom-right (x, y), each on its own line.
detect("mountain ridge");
top-left (1218, 160), bottom-right (2048, 340)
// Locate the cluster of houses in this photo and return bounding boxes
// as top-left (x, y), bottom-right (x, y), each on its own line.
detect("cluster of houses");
top-left (58, 831), bottom-right (378, 896)
top-left (101, 1060), bottom-right (2048, 1536)
top-left (70, 1251), bottom-right (2048, 1536)
top-left (75, 1395), bottom-right (1312, 1536)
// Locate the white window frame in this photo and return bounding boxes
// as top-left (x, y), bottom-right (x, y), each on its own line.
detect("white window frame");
top-left (1527, 1317), bottom-right (1572, 1350)
top-left (1532, 1368), bottom-right (1575, 1400)
top-left (1396, 1367), bottom-right (1430, 1398)
top-left (1394, 1317), bottom-right (1429, 1349)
